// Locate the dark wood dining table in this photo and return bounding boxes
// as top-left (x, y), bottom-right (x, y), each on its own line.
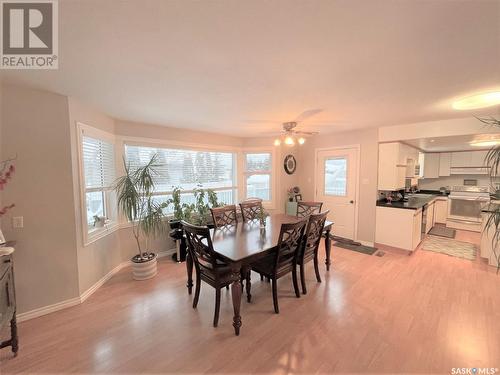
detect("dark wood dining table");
top-left (185, 214), bottom-right (333, 336)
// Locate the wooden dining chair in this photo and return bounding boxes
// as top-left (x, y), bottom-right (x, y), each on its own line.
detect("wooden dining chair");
top-left (250, 219), bottom-right (307, 313)
top-left (239, 199), bottom-right (263, 221)
top-left (296, 201), bottom-right (323, 218)
top-left (182, 221), bottom-right (239, 327)
top-left (295, 211), bottom-right (329, 295)
top-left (210, 205), bottom-right (238, 228)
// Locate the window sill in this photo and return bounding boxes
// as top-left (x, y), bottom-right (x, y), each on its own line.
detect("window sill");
top-left (84, 222), bottom-right (120, 247)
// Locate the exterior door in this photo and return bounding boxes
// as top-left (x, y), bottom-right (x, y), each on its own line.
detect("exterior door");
top-left (316, 148), bottom-right (358, 240)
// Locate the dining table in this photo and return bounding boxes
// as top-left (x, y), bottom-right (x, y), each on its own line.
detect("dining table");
top-left (185, 214), bottom-right (333, 336)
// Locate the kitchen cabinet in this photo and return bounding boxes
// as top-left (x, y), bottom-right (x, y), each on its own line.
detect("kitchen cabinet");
top-left (451, 150), bottom-right (489, 168)
top-left (481, 211), bottom-right (498, 267)
top-left (422, 153), bottom-right (440, 178)
top-left (434, 198), bottom-right (448, 224)
top-left (375, 206), bottom-right (423, 251)
top-left (439, 152), bottom-right (451, 176)
top-left (378, 142), bottom-right (420, 190)
top-left (378, 143), bottom-right (407, 191)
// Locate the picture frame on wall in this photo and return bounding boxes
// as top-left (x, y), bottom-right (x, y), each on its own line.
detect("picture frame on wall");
top-left (295, 193), bottom-right (302, 201)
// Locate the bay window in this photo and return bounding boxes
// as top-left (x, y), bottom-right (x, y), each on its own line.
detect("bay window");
top-left (79, 125), bottom-right (117, 243)
top-left (124, 144), bottom-right (237, 212)
top-left (244, 152), bottom-right (272, 202)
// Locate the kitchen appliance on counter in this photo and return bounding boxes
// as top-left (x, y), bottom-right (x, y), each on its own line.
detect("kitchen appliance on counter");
top-left (447, 186), bottom-right (490, 232)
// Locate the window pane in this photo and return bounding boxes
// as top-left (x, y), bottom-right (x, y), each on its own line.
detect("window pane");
top-left (325, 158), bottom-right (347, 196)
top-left (154, 189), bottom-right (235, 215)
top-left (86, 191), bottom-right (105, 228)
top-left (125, 145), bottom-right (235, 192)
top-left (246, 153), bottom-right (271, 172)
top-left (246, 174), bottom-right (270, 200)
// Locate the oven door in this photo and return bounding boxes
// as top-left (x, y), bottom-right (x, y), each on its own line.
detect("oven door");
top-left (447, 196), bottom-right (488, 223)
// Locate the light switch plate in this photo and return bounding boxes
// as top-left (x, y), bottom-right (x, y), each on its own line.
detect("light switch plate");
top-left (12, 216), bottom-right (23, 228)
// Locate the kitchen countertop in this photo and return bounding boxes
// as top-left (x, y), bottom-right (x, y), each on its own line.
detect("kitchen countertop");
top-left (377, 193), bottom-right (448, 210)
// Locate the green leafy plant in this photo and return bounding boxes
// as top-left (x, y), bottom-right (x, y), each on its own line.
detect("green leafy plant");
top-left (477, 117), bottom-right (500, 271)
top-left (115, 154), bottom-right (167, 260)
top-left (169, 184), bottom-right (223, 226)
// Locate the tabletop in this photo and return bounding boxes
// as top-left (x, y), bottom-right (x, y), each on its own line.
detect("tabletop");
top-left (211, 214), bottom-right (332, 263)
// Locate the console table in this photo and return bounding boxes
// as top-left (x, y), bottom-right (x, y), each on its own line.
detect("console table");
top-left (0, 244), bottom-right (18, 356)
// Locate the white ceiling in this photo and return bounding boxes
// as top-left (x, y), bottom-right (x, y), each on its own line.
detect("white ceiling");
top-left (405, 133), bottom-right (500, 152)
top-left (1, 0), bottom-right (500, 137)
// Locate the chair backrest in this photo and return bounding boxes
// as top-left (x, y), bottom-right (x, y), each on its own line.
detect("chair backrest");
top-left (239, 200), bottom-right (263, 221)
top-left (273, 219), bottom-right (307, 273)
top-left (182, 221), bottom-right (217, 272)
top-left (297, 201), bottom-right (323, 218)
top-left (301, 211), bottom-right (329, 260)
top-left (210, 205), bottom-right (238, 228)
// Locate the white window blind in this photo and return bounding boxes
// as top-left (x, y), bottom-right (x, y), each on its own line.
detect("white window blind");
top-left (124, 145), bottom-right (237, 207)
top-left (83, 136), bottom-right (116, 190)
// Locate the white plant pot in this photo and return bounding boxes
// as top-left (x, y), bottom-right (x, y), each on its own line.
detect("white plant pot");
top-left (131, 253), bottom-right (158, 280)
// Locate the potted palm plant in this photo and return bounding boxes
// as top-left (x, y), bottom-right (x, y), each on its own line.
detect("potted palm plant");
top-left (477, 117), bottom-right (500, 271)
top-left (115, 154), bottom-right (167, 280)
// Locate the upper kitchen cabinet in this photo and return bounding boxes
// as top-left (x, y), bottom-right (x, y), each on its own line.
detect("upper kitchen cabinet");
top-left (421, 153), bottom-right (440, 178)
top-left (378, 142), bottom-right (420, 190)
top-left (439, 152), bottom-right (451, 176)
top-left (451, 150), bottom-right (488, 167)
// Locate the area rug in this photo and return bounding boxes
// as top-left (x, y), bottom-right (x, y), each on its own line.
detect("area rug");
top-left (334, 241), bottom-right (378, 255)
top-left (421, 236), bottom-right (476, 260)
top-left (428, 226), bottom-right (456, 239)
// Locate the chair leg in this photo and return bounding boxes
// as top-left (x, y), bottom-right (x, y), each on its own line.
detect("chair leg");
top-left (300, 263), bottom-right (307, 295)
top-left (246, 270), bottom-right (252, 303)
top-left (314, 253), bottom-right (322, 283)
top-left (292, 264), bottom-right (300, 298)
top-left (193, 272), bottom-right (201, 308)
top-left (272, 278), bottom-right (279, 314)
top-left (213, 288), bottom-right (221, 327)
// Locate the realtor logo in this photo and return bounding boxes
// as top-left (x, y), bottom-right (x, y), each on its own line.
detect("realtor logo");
top-left (1, 0), bottom-right (58, 69)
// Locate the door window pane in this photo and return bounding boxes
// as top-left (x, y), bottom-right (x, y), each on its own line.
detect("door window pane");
top-left (325, 158), bottom-right (347, 196)
top-left (246, 153), bottom-right (271, 172)
top-left (246, 174), bottom-right (270, 200)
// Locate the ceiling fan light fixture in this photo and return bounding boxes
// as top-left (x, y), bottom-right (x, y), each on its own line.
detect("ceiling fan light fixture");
top-left (284, 136), bottom-right (295, 146)
top-left (274, 138), bottom-right (281, 146)
top-left (298, 137), bottom-right (305, 145)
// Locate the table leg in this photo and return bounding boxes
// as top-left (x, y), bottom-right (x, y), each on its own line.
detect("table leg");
top-left (324, 229), bottom-right (332, 271)
top-left (186, 253), bottom-right (193, 295)
top-left (231, 263), bottom-right (242, 336)
top-left (11, 313), bottom-right (18, 356)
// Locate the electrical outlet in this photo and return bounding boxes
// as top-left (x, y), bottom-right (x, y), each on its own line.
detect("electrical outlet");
top-left (12, 216), bottom-right (23, 228)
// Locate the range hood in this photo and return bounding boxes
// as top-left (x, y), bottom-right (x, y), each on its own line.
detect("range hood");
top-left (450, 167), bottom-right (489, 175)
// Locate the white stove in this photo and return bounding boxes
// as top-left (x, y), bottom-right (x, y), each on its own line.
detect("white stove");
top-left (447, 186), bottom-right (490, 231)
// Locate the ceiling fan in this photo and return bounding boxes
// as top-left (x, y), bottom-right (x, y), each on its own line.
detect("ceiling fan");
top-left (273, 109), bottom-right (322, 146)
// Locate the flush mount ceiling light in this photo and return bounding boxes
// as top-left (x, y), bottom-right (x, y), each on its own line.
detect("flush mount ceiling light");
top-left (452, 91), bottom-right (500, 110)
top-left (470, 140), bottom-right (500, 147)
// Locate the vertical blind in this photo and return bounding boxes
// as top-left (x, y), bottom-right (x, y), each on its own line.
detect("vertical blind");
top-left (82, 136), bottom-right (116, 190)
top-left (124, 145), bottom-right (235, 192)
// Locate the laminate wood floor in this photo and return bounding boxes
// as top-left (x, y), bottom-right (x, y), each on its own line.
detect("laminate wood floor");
top-left (1, 232), bottom-right (499, 374)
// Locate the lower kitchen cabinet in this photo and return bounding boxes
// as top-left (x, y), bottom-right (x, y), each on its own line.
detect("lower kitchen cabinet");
top-left (433, 198), bottom-right (448, 224)
top-left (375, 206), bottom-right (423, 251)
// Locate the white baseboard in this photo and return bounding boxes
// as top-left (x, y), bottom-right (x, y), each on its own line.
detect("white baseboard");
top-left (18, 248), bottom-right (176, 322)
top-left (17, 297), bottom-right (81, 322)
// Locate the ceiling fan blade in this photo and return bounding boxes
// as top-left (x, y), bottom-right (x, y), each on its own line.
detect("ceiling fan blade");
top-left (294, 109), bottom-right (323, 123)
top-left (294, 130), bottom-right (319, 136)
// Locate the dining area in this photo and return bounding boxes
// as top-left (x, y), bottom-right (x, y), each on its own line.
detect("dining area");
top-left (183, 200), bottom-right (333, 336)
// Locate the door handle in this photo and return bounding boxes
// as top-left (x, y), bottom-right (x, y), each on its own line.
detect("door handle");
top-left (350, 200), bottom-right (355, 204)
